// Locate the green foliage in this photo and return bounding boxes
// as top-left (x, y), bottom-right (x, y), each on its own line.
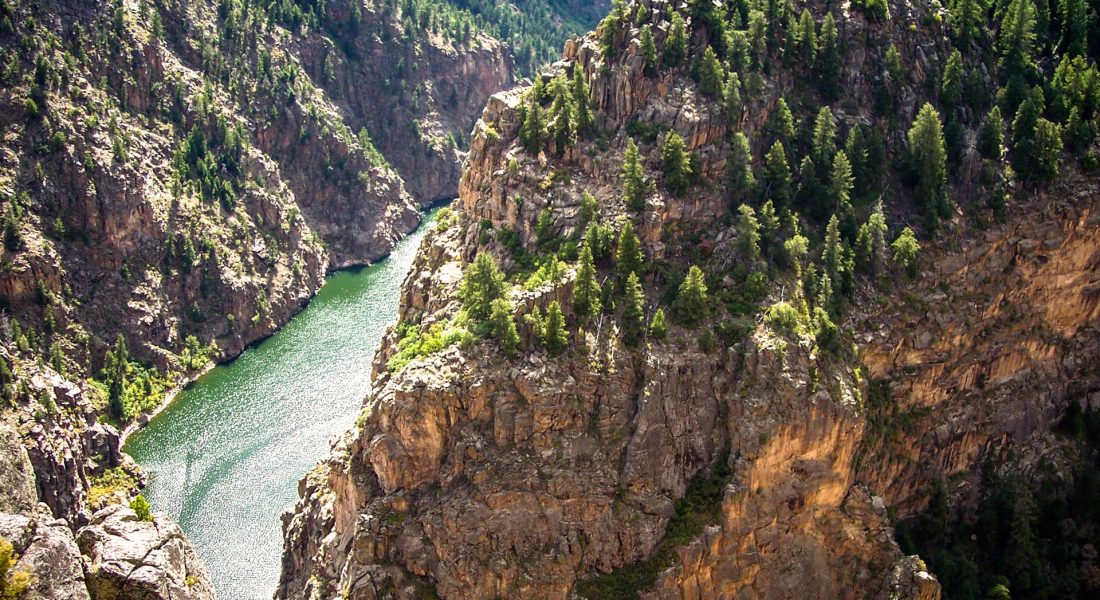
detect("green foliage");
top-left (664, 12), bottom-right (687, 68)
top-left (853, 0), bottom-right (890, 21)
top-left (488, 298), bottom-right (521, 356)
top-left (87, 467), bottom-right (139, 508)
top-left (622, 138), bottom-right (646, 211)
top-left (173, 120), bottom-right (246, 211)
top-left (640, 25), bottom-right (658, 74)
top-left (811, 106), bottom-right (837, 167)
top-left (1011, 87), bottom-right (1061, 181)
top-left (855, 208), bottom-right (889, 275)
top-left (673, 265), bottom-right (708, 326)
top-left (697, 46), bottom-right (724, 96)
top-left (458, 253), bottom-right (506, 323)
top-left (649, 307), bottom-right (667, 340)
top-left (98, 335), bottom-right (167, 422)
top-left (578, 191), bottom-right (599, 229)
top-left (763, 141), bottom-right (792, 206)
top-left (621, 271), bottom-right (645, 346)
top-left (950, 0), bottom-right (982, 49)
top-left (907, 103), bottom-right (950, 229)
top-left (765, 301), bottom-right (809, 338)
top-left (518, 90), bottom-right (546, 154)
top-left (737, 204), bottom-right (761, 260)
top-left (727, 132), bottom-right (755, 202)
top-left (942, 50), bottom-right (964, 109)
top-left (0, 536), bottom-right (32, 600)
top-left (571, 68), bottom-right (595, 138)
top-left (661, 130), bottom-right (692, 196)
top-left (978, 106), bottom-right (1005, 160)
top-left (387, 320), bottom-right (475, 372)
top-left (541, 301), bottom-right (567, 354)
top-left (891, 227), bottom-right (920, 278)
top-left (998, 0), bottom-right (1037, 76)
top-left (179, 335), bottom-right (213, 370)
top-left (2, 204), bottom-right (23, 252)
top-left (573, 245), bottom-right (602, 320)
top-left (813, 306), bottom-right (840, 352)
top-left (723, 72), bottom-right (742, 125)
top-left (817, 13), bottom-right (841, 99)
top-left (767, 97), bottom-right (796, 145)
top-left (130, 494), bottom-right (153, 521)
top-left (615, 220), bottom-right (644, 287)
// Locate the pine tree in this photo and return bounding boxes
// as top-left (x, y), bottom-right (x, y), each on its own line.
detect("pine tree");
top-left (822, 215), bottom-right (844, 291)
top-left (812, 106), bottom-right (837, 167)
top-left (622, 138), bottom-right (647, 210)
top-left (573, 245), bottom-right (602, 319)
top-left (519, 93), bottom-right (545, 154)
top-left (616, 220), bottom-right (644, 287)
top-left (622, 271), bottom-right (646, 346)
top-left (579, 190), bottom-right (599, 228)
top-left (104, 334), bottom-right (131, 420)
top-left (907, 103), bottom-right (950, 228)
top-left (817, 13), bottom-right (841, 100)
top-left (950, 0), bottom-right (982, 50)
top-left (737, 204), bottom-right (761, 260)
top-left (768, 97), bottom-right (796, 144)
top-left (571, 67), bottom-right (595, 138)
top-left (1032, 118), bottom-right (1063, 180)
top-left (830, 150), bottom-right (855, 232)
top-left (674, 265), bottom-right (709, 326)
top-left (748, 10), bottom-right (768, 71)
top-left (649, 308), bottom-right (667, 339)
top-left (1011, 87), bottom-right (1045, 180)
top-left (978, 106), bottom-right (1004, 160)
top-left (548, 76), bottom-right (575, 152)
top-left (459, 253), bottom-right (506, 323)
top-left (723, 72), bottom-right (743, 125)
top-left (728, 131), bottom-right (755, 201)
top-left (489, 298), bottom-right (521, 356)
top-left (640, 25), bottom-right (658, 74)
top-left (763, 141), bottom-right (792, 206)
top-left (2, 205), bottom-right (23, 252)
top-left (543, 301), bottom-right (568, 354)
top-left (891, 227), bottom-right (920, 278)
top-left (665, 12), bottom-right (688, 67)
top-left (1061, 0), bottom-right (1088, 57)
top-left (661, 130), bottom-right (692, 195)
top-left (796, 9), bottom-right (817, 62)
top-left (855, 207), bottom-right (889, 274)
top-left (942, 50), bottom-right (964, 109)
top-left (759, 199), bottom-right (780, 254)
top-left (998, 0), bottom-right (1037, 76)
top-left (698, 46), bottom-right (725, 96)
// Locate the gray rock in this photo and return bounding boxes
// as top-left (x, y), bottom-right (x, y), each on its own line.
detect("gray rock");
top-left (0, 423), bottom-right (37, 516)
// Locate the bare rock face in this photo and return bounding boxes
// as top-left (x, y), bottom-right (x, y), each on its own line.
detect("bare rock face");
top-left (0, 507), bottom-right (91, 600)
top-left (77, 504), bottom-right (215, 600)
top-left (0, 423), bottom-right (37, 515)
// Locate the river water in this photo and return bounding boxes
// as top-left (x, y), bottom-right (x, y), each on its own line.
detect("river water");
top-left (124, 209), bottom-right (437, 600)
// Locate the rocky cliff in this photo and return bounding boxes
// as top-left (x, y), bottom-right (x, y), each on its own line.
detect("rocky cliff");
top-left (0, 0), bottom-right (520, 596)
top-left (279, 0), bottom-right (1100, 597)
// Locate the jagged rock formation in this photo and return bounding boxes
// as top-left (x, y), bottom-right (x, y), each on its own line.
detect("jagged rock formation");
top-left (279, 0), bottom-right (1100, 597)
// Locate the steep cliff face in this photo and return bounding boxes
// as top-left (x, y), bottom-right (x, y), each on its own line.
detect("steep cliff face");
top-left (0, 0), bottom-right (519, 596)
top-left (275, 0), bottom-right (991, 597)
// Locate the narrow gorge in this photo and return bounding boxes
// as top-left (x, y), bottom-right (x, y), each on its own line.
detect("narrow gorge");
top-left (3, 0), bottom-right (1100, 599)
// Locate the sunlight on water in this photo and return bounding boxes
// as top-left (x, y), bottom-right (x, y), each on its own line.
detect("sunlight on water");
top-left (125, 209), bottom-right (438, 600)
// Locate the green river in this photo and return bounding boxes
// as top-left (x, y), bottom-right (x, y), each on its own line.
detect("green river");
top-left (125, 209), bottom-right (437, 600)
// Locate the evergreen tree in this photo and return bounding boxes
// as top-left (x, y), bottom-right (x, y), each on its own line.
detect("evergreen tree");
top-left (622, 138), bottom-right (647, 210)
top-left (573, 245), bottom-right (602, 319)
top-left (941, 50), bottom-right (964, 109)
top-left (665, 12), bottom-right (688, 67)
top-left (2, 205), bottom-right (23, 252)
top-left (795, 156), bottom-right (824, 218)
top-left (488, 298), bottom-right (521, 356)
top-left (767, 97), bottom-right (796, 144)
top-left (103, 334), bottom-right (131, 420)
top-left (748, 10), bottom-right (768, 71)
top-left (649, 307), bottom-right (667, 339)
top-left (622, 271), bottom-right (646, 346)
top-left (1011, 87), bottom-right (1046, 180)
top-left (547, 76), bottom-right (575, 152)
top-left (978, 106), bottom-right (1005, 160)
top-left (1061, 0), bottom-right (1088, 57)
top-left (571, 67), bottom-right (595, 138)
top-left (1032, 118), bottom-right (1063, 180)
top-left (822, 214), bottom-right (844, 298)
top-left (542, 301), bottom-right (568, 354)
top-left (812, 106), bottom-right (838, 167)
top-left (579, 190), bottom-right (599, 228)
top-left (763, 141), bottom-right (792, 206)
top-left (829, 150), bottom-right (854, 210)
top-left (615, 221), bottom-right (644, 287)
top-left (728, 132), bottom-right (755, 202)
top-left (891, 226), bottom-right (920, 278)
top-left (723, 72), bottom-right (743, 125)
top-left (758, 199), bottom-right (780, 254)
top-left (640, 25), bottom-right (658, 74)
top-left (950, 0), bottom-right (983, 50)
top-left (661, 130), bottom-right (692, 195)
top-left (459, 253), bottom-right (506, 323)
top-left (674, 265), bottom-right (709, 326)
top-left (1063, 106), bottom-right (1095, 152)
top-left (907, 103), bottom-right (950, 227)
top-left (698, 46), bottom-right (725, 96)
top-left (998, 0), bottom-right (1037, 76)
top-left (796, 9), bottom-right (817, 62)
top-left (519, 93), bottom-right (545, 154)
top-left (817, 13), bottom-right (841, 100)
top-left (855, 206), bottom-right (889, 274)
top-left (737, 204), bottom-right (761, 260)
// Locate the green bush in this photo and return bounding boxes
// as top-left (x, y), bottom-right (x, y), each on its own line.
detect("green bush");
top-left (130, 494), bottom-right (153, 522)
